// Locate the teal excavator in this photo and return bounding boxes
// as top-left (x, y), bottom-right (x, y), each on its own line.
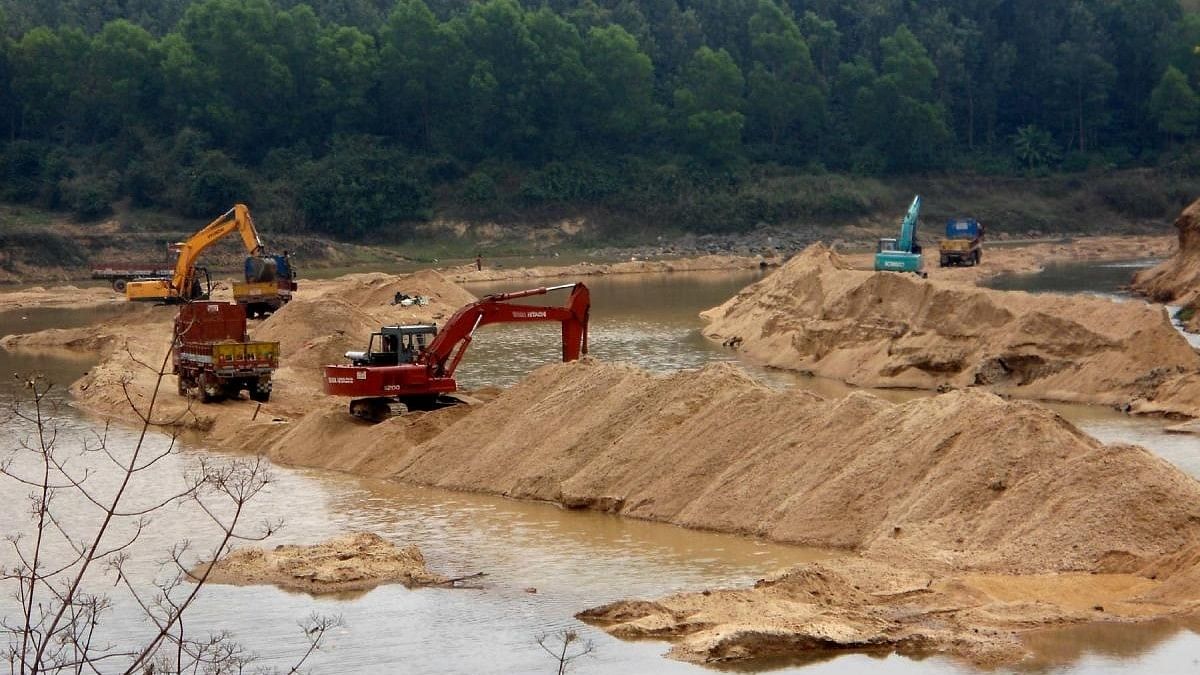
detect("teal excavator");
top-left (874, 195), bottom-right (925, 275)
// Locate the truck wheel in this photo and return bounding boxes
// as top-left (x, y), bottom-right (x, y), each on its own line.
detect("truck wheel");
top-left (112, 279), bottom-right (127, 293)
top-left (198, 374), bottom-right (221, 403)
top-left (250, 378), bottom-right (272, 403)
top-left (975, 250), bottom-right (982, 265)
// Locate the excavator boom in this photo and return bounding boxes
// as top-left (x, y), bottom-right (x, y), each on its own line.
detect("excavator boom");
top-left (323, 282), bottom-right (590, 421)
top-left (125, 203), bottom-right (267, 302)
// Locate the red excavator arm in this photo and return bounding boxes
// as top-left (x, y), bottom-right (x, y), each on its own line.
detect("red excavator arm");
top-left (324, 282), bottom-right (590, 421)
top-left (423, 282), bottom-right (590, 378)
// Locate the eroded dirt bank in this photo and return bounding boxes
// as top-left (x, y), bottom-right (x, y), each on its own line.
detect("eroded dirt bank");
top-left (702, 244), bottom-right (1200, 417)
top-left (1133, 199), bottom-right (1200, 331)
top-left (193, 532), bottom-right (447, 594)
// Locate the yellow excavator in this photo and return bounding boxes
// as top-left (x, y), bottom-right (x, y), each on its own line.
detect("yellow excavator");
top-left (124, 204), bottom-right (296, 314)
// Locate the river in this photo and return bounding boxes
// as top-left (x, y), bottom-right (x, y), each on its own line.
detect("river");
top-left (1, 259), bottom-right (1198, 674)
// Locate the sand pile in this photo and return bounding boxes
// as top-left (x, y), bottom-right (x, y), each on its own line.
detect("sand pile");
top-left (579, 559), bottom-right (1185, 665)
top-left (192, 532), bottom-right (446, 594)
top-left (702, 244), bottom-right (1200, 415)
top-left (393, 360), bottom-right (1200, 572)
top-left (388, 359), bottom-right (1200, 663)
top-left (447, 254), bottom-right (775, 283)
top-left (1133, 199), bottom-right (1200, 331)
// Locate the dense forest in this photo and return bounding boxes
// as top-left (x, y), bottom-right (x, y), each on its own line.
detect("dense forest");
top-left (1, 0), bottom-right (1199, 238)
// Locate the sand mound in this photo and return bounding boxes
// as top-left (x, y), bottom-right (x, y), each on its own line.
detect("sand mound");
top-left (333, 268), bottom-right (477, 309)
top-left (1133, 198), bottom-right (1200, 331)
top-left (192, 532), bottom-right (446, 594)
top-left (393, 359), bottom-right (1200, 574)
top-left (701, 244), bottom-right (1200, 414)
top-left (253, 297), bottom-right (378, 375)
top-left (579, 559), bottom-right (1185, 665)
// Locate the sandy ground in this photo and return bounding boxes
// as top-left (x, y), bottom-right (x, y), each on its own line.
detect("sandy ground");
top-left (444, 253), bottom-right (778, 283)
top-left (0, 284), bottom-right (127, 313)
top-left (702, 244), bottom-right (1200, 417)
top-left (837, 234), bottom-right (1175, 283)
top-left (4, 241), bottom-right (1200, 667)
top-left (192, 532), bottom-right (446, 594)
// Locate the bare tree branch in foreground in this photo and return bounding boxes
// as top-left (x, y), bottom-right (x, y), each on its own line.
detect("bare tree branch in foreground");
top-left (1, 329), bottom-right (338, 674)
top-left (536, 629), bottom-right (595, 675)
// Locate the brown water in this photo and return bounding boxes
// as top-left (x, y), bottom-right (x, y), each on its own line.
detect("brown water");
top-left (1, 262), bottom-right (1199, 673)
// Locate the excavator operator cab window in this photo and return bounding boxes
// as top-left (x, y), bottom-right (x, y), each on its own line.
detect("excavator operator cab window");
top-left (380, 333), bottom-right (398, 356)
top-left (398, 334), bottom-right (419, 364)
top-left (877, 238), bottom-right (898, 253)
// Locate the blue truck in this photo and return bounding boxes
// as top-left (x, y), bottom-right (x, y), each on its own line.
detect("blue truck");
top-left (938, 218), bottom-right (984, 267)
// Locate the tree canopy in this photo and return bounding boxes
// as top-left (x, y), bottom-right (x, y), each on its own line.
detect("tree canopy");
top-left (1, 0), bottom-right (1199, 235)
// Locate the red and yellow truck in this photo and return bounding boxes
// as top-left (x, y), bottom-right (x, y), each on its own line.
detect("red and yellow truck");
top-left (173, 302), bottom-right (279, 403)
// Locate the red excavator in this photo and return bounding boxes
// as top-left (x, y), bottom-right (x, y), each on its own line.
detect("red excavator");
top-left (324, 282), bottom-right (590, 421)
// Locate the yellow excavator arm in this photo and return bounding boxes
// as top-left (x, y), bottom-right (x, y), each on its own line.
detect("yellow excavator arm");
top-left (126, 204), bottom-right (265, 302)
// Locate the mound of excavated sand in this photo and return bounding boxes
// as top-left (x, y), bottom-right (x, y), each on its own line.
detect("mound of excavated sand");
top-left (253, 297), bottom-right (378, 375)
top-left (1133, 198), bottom-right (1200, 331)
top-left (578, 558), bottom-right (1186, 665)
top-left (394, 360), bottom-right (1200, 574)
top-left (702, 244), bottom-right (1200, 415)
top-left (192, 532), bottom-right (446, 594)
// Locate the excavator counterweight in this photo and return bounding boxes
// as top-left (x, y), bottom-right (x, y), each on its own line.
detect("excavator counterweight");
top-left (324, 283), bottom-right (590, 422)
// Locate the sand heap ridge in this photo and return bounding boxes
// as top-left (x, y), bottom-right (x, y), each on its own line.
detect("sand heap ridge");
top-left (1133, 197), bottom-right (1200, 331)
top-left (192, 532), bottom-right (447, 594)
top-left (701, 244), bottom-right (1200, 416)
top-left (392, 360), bottom-right (1200, 573)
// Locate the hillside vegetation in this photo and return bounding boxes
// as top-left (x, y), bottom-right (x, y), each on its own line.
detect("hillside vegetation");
top-left (1, 0), bottom-right (1200, 239)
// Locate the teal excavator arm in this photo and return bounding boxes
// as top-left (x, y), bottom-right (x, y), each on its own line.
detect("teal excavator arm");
top-left (898, 195), bottom-right (921, 252)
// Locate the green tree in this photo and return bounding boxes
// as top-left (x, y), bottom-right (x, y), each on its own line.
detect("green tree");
top-left (1013, 124), bottom-right (1058, 171)
top-left (673, 46), bottom-right (745, 165)
top-left (297, 137), bottom-right (433, 238)
top-left (164, 0), bottom-right (298, 156)
top-left (744, 0), bottom-right (824, 152)
top-left (1149, 65), bottom-right (1199, 141)
top-left (9, 27), bottom-right (89, 141)
top-left (580, 24), bottom-right (659, 148)
top-left (313, 25), bottom-right (378, 136)
top-left (524, 7), bottom-right (591, 159)
top-left (452, 0), bottom-right (539, 158)
top-left (88, 20), bottom-right (162, 138)
top-left (1048, 3), bottom-right (1116, 153)
top-left (378, 0), bottom-right (461, 151)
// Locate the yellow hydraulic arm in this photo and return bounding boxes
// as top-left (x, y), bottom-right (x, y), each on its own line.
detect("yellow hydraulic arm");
top-left (126, 204), bottom-right (265, 302)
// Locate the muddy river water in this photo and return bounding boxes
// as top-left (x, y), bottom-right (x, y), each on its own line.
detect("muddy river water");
top-left (1, 260), bottom-right (1199, 674)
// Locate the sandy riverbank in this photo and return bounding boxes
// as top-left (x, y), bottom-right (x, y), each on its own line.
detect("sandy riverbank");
top-left (4, 246), bottom-right (1200, 668)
